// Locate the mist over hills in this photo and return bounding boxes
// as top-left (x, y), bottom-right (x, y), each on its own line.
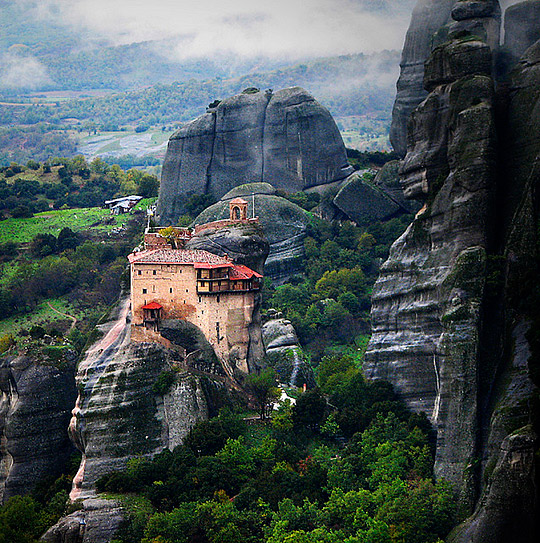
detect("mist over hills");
top-left (0, 0), bottom-right (415, 93)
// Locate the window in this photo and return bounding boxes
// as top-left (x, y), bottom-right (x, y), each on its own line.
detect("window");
top-left (170, 288), bottom-right (173, 293)
top-left (142, 288), bottom-right (147, 294)
top-left (198, 296), bottom-right (202, 303)
top-left (186, 289), bottom-right (188, 293)
top-left (217, 296), bottom-right (220, 303)
top-left (153, 270), bottom-right (156, 275)
top-left (152, 285), bottom-right (156, 293)
top-left (138, 270), bottom-right (142, 275)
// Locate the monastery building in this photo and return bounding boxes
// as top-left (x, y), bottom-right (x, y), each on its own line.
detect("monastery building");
top-left (128, 198), bottom-right (262, 373)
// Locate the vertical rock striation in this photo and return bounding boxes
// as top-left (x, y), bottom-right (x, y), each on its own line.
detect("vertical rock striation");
top-left (366, 34), bottom-right (498, 508)
top-left (390, 0), bottom-right (502, 156)
top-left (367, 2), bottom-right (540, 538)
top-left (389, 0), bottom-right (456, 156)
top-left (157, 87), bottom-right (353, 225)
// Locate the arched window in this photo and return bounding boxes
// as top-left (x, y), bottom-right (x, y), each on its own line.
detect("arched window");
top-left (232, 206), bottom-right (241, 220)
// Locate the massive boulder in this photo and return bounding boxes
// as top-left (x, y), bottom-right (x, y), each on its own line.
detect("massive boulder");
top-left (157, 87), bottom-right (353, 224)
top-left (0, 353), bottom-right (77, 503)
top-left (262, 312), bottom-right (315, 388)
top-left (192, 183), bottom-right (310, 284)
top-left (332, 162), bottom-right (420, 226)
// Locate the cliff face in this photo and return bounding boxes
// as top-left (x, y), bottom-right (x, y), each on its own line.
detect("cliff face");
top-left (68, 297), bottom-right (211, 500)
top-left (390, 0), bottom-right (501, 156)
top-left (157, 87), bottom-right (353, 224)
top-left (449, 31), bottom-right (540, 543)
top-left (0, 354), bottom-right (77, 503)
top-left (365, 35), bottom-right (498, 506)
top-left (389, 0), bottom-right (456, 156)
top-left (366, 1), bottom-right (540, 538)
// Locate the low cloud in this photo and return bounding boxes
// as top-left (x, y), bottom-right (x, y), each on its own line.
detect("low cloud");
top-left (0, 47), bottom-right (53, 89)
top-left (24, 0), bottom-right (416, 60)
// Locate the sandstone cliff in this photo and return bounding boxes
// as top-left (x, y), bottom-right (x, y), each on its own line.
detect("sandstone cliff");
top-left (157, 87), bottom-right (353, 224)
top-left (0, 352), bottom-right (77, 503)
top-left (390, 0), bottom-right (501, 156)
top-left (366, 2), bottom-right (540, 539)
top-left (68, 297), bottom-right (215, 500)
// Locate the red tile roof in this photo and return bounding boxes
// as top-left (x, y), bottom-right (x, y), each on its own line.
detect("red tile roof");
top-left (128, 249), bottom-right (232, 265)
top-left (230, 197), bottom-right (248, 204)
top-left (142, 302), bottom-right (163, 310)
top-left (229, 264), bottom-right (263, 280)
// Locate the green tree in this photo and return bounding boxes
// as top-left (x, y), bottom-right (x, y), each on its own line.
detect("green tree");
top-left (293, 389), bottom-right (326, 430)
top-left (245, 368), bottom-right (280, 420)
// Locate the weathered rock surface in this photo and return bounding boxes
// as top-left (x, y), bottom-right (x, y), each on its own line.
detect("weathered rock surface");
top-left (157, 87), bottom-right (353, 224)
top-left (365, 34), bottom-right (498, 508)
top-left (371, 160), bottom-right (421, 214)
top-left (262, 313), bottom-right (315, 388)
top-left (0, 354), bottom-right (77, 503)
top-left (69, 298), bottom-right (210, 500)
top-left (332, 164), bottom-right (420, 226)
top-left (449, 427), bottom-right (537, 543)
top-left (389, 0), bottom-right (456, 155)
top-left (449, 0), bottom-right (501, 50)
top-left (193, 183), bottom-right (310, 284)
top-left (390, 0), bottom-right (502, 156)
top-left (504, 1), bottom-right (540, 63)
top-left (447, 36), bottom-right (540, 542)
top-left (366, 8), bottom-right (540, 538)
top-left (41, 498), bottom-right (125, 543)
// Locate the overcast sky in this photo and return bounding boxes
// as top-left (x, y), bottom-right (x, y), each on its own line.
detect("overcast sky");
top-left (25, 0), bottom-right (419, 59)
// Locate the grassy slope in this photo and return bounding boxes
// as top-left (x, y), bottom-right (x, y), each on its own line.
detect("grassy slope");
top-left (0, 207), bottom-right (131, 244)
top-left (0, 200), bottom-right (155, 338)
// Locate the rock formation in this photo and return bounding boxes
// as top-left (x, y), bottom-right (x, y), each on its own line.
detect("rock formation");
top-left (0, 353), bottom-right (77, 503)
top-left (504, 0), bottom-right (540, 64)
top-left (157, 87), bottom-right (353, 224)
top-left (332, 162), bottom-right (419, 226)
top-left (262, 311), bottom-right (315, 388)
top-left (366, 1), bottom-right (540, 539)
top-left (68, 297), bottom-right (214, 500)
top-left (41, 498), bottom-right (125, 543)
top-left (390, 0), bottom-right (456, 156)
top-left (366, 33), bottom-right (498, 506)
top-left (390, 0), bottom-right (502, 156)
top-left (192, 183), bottom-right (310, 284)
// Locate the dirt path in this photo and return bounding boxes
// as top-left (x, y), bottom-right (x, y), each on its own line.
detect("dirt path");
top-left (47, 302), bottom-right (78, 332)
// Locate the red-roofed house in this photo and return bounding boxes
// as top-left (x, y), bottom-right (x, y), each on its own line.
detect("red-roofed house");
top-left (129, 247), bottom-right (262, 372)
